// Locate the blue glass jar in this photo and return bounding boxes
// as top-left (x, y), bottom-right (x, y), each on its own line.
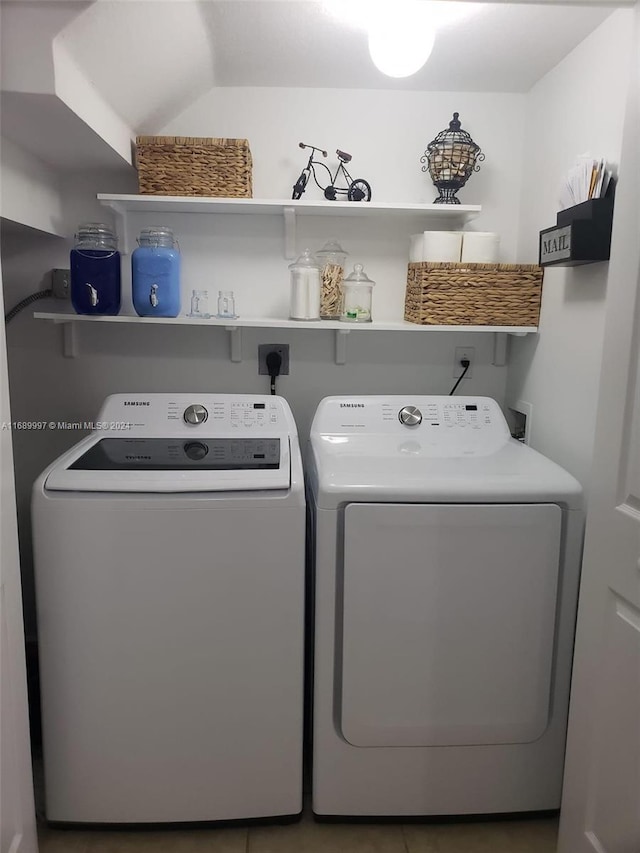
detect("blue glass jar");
top-left (70, 223), bottom-right (121, 315)
top-left (132, 227), bottom-right (181, 318)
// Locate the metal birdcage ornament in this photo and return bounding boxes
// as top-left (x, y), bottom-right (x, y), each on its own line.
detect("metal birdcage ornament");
top-left (421, 112), bottom-right (484, 204)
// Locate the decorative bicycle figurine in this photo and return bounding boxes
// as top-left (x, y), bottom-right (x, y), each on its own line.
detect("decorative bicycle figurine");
top-left (292, 143), bottom-right (372, 202)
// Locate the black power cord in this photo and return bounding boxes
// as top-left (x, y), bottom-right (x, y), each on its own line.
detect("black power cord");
top-left (5, 289), bottom-right (53, 323)
top-left (266, 350), bottom-right (282, 396)
top-left (449, 358), bottom-right (470, 395)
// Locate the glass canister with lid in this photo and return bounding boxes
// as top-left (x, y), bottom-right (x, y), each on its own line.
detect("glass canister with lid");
top-left (289, 248), bottom-right (321, 321)
top-left (341, 263), bottom-right (375, 323)
top-left (132, 226), bottom-right (181, 318)
top-left (70, 223), bottom-right (121, 315)
top-left (316, 239), bottom-right (348, 320)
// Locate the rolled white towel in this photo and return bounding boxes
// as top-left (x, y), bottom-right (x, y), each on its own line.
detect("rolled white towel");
top-left (461, 232), bottom-right (500, 263)
top-left (421, 231), bottom-right (462, 263)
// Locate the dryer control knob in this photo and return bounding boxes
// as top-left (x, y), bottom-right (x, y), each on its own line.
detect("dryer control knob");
top-left (184, 404), bottom-right (208, 426)
top-left (399, 406), bottom-right (422, 427)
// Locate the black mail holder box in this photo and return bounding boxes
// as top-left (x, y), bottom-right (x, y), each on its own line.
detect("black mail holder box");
top-left (539, 196), bottom-right (614, 267)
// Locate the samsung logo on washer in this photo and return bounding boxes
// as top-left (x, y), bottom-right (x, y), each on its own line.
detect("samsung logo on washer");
top-left (340, 403), bottom-right (365, 408)
top-left (124, 401), bottom-right (151, 407)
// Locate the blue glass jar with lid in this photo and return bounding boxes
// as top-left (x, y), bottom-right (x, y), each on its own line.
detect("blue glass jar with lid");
top-left (70, 223), bottom-right (121, 315)
top-left (132, 226), bottom-right (181, 318)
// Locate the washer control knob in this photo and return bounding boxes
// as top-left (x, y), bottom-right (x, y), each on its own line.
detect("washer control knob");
top-left (184, 404), bottom-right (208, 426)
top-left (399, 406), bottom-right (422, 427)
top-left (184, 441), bottom-right (208, 461)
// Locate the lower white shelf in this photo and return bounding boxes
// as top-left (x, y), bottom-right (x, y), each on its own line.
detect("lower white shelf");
top-left (34, 311), bottom-right (537, 365)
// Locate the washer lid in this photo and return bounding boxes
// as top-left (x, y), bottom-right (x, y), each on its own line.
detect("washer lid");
top-left (44, 393), bottom-right (296, 493)
top-left (309, 396), bottom-right (582, 508)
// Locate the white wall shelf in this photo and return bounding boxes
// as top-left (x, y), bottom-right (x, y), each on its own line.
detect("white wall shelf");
top-left (34, 311), bottom-right (536, 365)
top-left (97, 194), bottom-right (482, 257)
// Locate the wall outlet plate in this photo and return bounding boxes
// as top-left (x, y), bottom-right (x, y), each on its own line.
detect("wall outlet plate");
top-left (258, 344), bottom-right (290, 376)
top-left (508, 400), bottom-right (533, 445)
top-left (52, 268), bottom-right (70, 299)
top-left (453, 346), bottom-right (475, 378)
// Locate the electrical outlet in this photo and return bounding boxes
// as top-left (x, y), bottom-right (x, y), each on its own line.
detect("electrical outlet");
top-left (258, 344), bottom-right (290, 376)
top-left (509, 400), bottom-right (533, 445)
top-left (453, 346), bottom-right (475, 378)
top-left (52, 268), bottom-right (70, 299)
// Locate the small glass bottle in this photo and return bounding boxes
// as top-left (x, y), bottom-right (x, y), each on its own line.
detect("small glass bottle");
top-left (70, 223), bottom-right (121, 315)
top-left (132, 227), bottom-right (181, 318)
top-left (217, 291), bottom-right (237, 319)
top-left (289, 248), bottom-right (321, 321)
top-left (189, 290), bottom-right (210, 318)
top-left (316, 239), bottom-right (348, 320)
top-left (341, 263), bottom-right (375, 323)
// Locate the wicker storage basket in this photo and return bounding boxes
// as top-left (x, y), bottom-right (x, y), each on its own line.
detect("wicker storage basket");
top-left (135, 136), bottom-right (253, 197)
top-left (404, 262), bottom-right (543, 326)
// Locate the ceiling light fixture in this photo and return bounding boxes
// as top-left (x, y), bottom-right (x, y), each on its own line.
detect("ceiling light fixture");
top-left (322, 1), bottom-right (484, 79)
top-left (367, 1), bottom-right (435, 78)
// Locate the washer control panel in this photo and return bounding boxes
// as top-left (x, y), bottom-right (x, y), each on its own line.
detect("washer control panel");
top-left (93, 394), bottom-right (286, 437)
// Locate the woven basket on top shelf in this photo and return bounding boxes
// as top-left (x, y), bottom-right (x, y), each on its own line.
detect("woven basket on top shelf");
top-left (405, 262), bottom-right (543, 327)
top-left (135, 136), bottom-right (253, 197)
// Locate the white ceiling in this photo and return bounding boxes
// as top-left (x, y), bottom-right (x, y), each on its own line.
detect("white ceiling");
top-left (207, 1), bottom-right (612, 92)
top-left (52, 0), bottom-right (614, 136)
top-left (56, 0), bottom-right (217, 131)
top-left (0, 0), bottom-right (617, 172)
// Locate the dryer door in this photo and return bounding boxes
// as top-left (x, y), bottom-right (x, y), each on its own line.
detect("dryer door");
top-left (340, 503), bottom-right (562, 747)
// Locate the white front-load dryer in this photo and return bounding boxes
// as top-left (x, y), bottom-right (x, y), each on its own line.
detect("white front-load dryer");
top-left (308, 396), bottom-right (583, 817)
top-left (33, 394), bottom-right (305, 825)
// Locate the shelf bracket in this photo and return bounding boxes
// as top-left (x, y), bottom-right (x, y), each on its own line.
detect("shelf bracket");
top-left (492, 332), bottom-right (508, 367)
top-left (226, 326), bottom-right (242, 362)
top-left (335, 329), bottom-right (349, 365)
top-left (60, 321), bottom-right (78, 358)
top-left (283, 207), bottom-right (296, 260)
top-left (102, 201), bottom-right (130, 254)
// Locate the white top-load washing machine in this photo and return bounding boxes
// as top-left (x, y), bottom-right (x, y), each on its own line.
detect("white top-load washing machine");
top-left (308, 396), bottom-right (583, 817)
top-left (32, 394), bottom-right (305, 825)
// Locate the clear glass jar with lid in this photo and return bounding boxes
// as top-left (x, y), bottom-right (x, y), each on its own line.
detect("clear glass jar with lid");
top-left (316, 239), bottom-right (348, 320)
top-left (132, 226), bottom-right (181, 318)
top-left (70, 223), bottom-right (121, 315)
top-left (341, 263), bottom-right (375, 323)
top-left (289, 248), bottom-right (321, 320)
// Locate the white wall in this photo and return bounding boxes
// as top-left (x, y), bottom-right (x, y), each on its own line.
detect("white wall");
top-left (156, 89), bottom-right (526, 331)
top-left (507, 9), bottom-right (633, 495)
top-left (163, 87), bottom-right (525, 256)
top-left (0, 137), bottom-right (65, 236)
top-left (0, 254), bottom-right (37, 853)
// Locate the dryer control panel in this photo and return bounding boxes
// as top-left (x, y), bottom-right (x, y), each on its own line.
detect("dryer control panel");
top-left (311, 396), bottom-right (512, 458)
top-left (314, 397), bottom-right (508, 434)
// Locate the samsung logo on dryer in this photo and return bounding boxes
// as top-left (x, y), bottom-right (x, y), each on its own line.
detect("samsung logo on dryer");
top-left (124, 401), bottom-right (151, 407)
top-left (340, 403), bottom-right (365, 408)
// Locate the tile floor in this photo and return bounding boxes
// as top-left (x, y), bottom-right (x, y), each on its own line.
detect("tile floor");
top-left (37, 809), bottom-right (559, 852)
